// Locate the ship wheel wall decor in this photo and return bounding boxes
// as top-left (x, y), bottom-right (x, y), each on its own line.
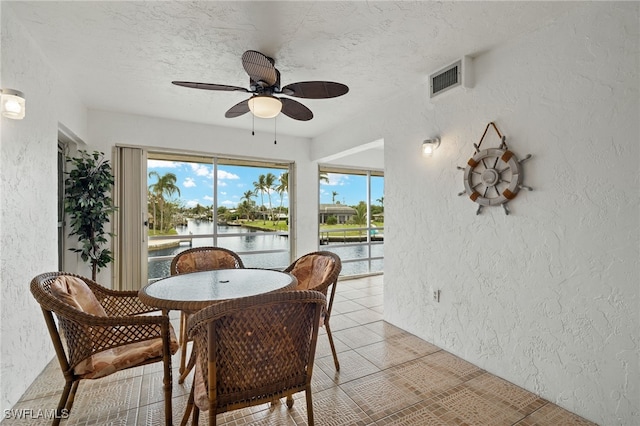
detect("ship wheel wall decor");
top-left (457, 122), bottom-right (532, 215)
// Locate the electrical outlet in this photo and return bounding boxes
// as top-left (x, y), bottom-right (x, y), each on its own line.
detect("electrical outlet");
top-left (432, 289), bottom-right (440, 303)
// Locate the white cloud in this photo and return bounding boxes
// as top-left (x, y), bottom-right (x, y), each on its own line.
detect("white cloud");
top-left (218, 169), bottom-right (240, 180)
top-left (203, 195), bottom-right (214, 202)
top-left (185, 199), bottom-right (200, 208)
top-left (218, 181), bottom-right (227, 187)
top-left (220, 191), bottom-right (227, 195)
top-left (183, 177), bottom-right (196, 188)
top-left (322, 173), bottom-right (349, 186)
top-left (190, 163), bottom-right (212, 177)
top-left (148, 160), bottom-right (179, 168)
top-left (221, 200), bottom-right (235, 206)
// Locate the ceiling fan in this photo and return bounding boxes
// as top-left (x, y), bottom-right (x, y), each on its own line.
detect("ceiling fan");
top-left (172, 50), bottom-right (349, 121)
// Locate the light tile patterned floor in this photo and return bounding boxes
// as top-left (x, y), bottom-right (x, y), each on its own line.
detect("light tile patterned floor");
top-left (5, 275), bottom-right (597, 425)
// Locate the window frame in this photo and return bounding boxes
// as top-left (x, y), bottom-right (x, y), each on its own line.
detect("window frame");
top-left (318, 165), bottom-right (384, 277)
top-left (146, 151), bottom-right (295, 280)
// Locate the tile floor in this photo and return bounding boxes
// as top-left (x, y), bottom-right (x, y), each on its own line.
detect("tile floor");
top-left (7, 275), bottom-right (596, 425)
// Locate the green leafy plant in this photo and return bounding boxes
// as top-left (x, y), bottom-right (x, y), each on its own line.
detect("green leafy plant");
top-left (64, 150), bottom-right (116, 280)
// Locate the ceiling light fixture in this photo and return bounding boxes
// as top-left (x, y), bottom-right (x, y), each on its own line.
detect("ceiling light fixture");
top-left (422, 138), bottom-right (441, 156)
top-left (248, 95), bottom-right (282, 119)
top-left (1, 89), bottom-right (26, 120)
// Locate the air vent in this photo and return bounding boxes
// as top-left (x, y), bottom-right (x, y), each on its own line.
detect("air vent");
top-left (429, 56), bottom-right (473, 99)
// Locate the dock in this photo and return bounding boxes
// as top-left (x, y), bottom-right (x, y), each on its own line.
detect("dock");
top-left (148, 238), bottom-right (192, 251)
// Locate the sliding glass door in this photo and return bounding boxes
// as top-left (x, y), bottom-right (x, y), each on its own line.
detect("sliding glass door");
top-left (146, 152), bottom-right (292, 281)
top-left (318, 166), bottom-right (384, 276)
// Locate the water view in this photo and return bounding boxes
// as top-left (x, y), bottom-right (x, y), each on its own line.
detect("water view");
top-left (148, 219), bottom-right (383, 280)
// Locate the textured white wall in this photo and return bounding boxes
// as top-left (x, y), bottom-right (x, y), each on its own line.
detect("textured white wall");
top-left (2, 2), bottom-right (638, 423)
top-left (314, 2), bottom-right (639, 424)
top-left (0, 8), bottom-right (87, 414)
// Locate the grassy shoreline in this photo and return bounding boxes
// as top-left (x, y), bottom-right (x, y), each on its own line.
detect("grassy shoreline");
top-left (148, 220), bottom-right (384, 239)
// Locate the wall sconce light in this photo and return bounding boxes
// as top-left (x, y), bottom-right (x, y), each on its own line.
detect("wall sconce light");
top-left (248, 95), bottom-right (282, 119)
top-left (1, 89), bottom-right (26, 120)
top-left (422, 137), bottom-right (441, 156)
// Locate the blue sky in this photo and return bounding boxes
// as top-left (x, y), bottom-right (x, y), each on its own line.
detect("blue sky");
top-left (148, 159), bottom-right (383, 209)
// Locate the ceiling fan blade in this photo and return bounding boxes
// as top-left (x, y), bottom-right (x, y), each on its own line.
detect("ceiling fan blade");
top-left (281, 81), bottom-right (349, 99)
top-left (172, 81), bottom-right (249, 92)
top-left (225, 98), bottom-right (251, 118)
top-left (241, 50), bottom-right (277, 86)
top-left (280, 98), bottom-right (313, 121)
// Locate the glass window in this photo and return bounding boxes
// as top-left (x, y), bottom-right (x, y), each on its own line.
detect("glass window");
top-left (147, 153), bottom-right (291, 281)
top-left (319, 167), bottom-right (384, 276)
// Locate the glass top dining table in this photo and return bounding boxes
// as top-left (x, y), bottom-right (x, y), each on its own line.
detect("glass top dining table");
top-left (138, 268), bottom-right (298, 312)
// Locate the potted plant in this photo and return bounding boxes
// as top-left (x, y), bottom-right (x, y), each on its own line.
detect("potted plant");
top-left (64, 150), bottom-right (116, 280)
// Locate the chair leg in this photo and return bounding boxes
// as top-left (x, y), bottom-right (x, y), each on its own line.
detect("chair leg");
top-left (209, 399), bottom-right (216, 426)
top-left (180, 315), bottom-right (189, 376)
top-left (286, 394), bottom-right (294, 408)
top-left (64, 380), bottom-right (80, 412)
top-left (192, 406), bottom-right (200, 426)
top-left (180, 382), bottom-right (195, 426)
top-left (162, 320), bottom-right (174, 426)
top-left (179, 347), bottom-right (196, 384)
top-left (52, 380), bottom-right (74, 426)
top-left (179, 312), bottom-right (187, 346)
top-left (324, 320), bottom-right (340, 371)
top-left (305, 388), bottom-right (315, 426)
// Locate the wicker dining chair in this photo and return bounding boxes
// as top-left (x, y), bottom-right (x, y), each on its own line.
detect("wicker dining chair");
top-left (284, 251), bottom-right (342, 371)
top-left (170, 246), bottom-right (245, 381)
top-left (181, 290), bottom-right (326, 426)
top-left (30, 272), bottom-right (179, 426)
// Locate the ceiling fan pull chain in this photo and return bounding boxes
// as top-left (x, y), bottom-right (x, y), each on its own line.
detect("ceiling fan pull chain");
top-left (274, 116), bottom-right (277, 144)
top-left (252, 113), bottom-right (255, 136)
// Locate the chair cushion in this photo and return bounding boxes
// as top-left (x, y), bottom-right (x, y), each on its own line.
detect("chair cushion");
top-left (76, 326), bottom-right (179, 379)
top-left (175, 251), bottom-right (238, 273)
top-left (50, 276), bottom-right (107, 317)
top-left (291, 255), bottom-right (334, 291)
top-left (193, 359), bottom-right (209, 411)
top-left (50, 276), bottom-right (179, 379)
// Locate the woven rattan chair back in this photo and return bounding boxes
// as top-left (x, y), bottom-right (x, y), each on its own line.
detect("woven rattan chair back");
top-left (30, 272), bottom-right (175, 426)
top-left (170, 246), bottom-right (244, 275)
top-left (284, 251), bottom-right (342, 370)
top-left (181, 290), bottom-right (325, 426)
top-left (170, 246), bottom-right (245, 382)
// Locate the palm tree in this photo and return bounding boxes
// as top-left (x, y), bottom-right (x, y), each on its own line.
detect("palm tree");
top-left (275, 171), bottom-right (288, 224)
top-left (237, 200), bottom-right (254, 220)
top-left (148, 171), bottom-right (181, 232)
top-left (319, 172), bottom-right (330, 184)
top-left (240, 190), bottom-right (256, 220)
top-left (241, 190), bottom-right (255, 204)
top-left (253, 173), bottom-right (276, 224)
top-left (377, 196), bottom-right (384, 206)
top-left (253, 174), bottom-right (268, 224)
top-left (264, 172), bottom-right (277, 221)
top-left (332, 191), bottom-right (339, 204)
top-left (352, 201), bottom-right (368, 225)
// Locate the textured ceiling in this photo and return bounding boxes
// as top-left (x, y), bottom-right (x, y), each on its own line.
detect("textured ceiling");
top-left (7, 1), bottom-right (576, 139)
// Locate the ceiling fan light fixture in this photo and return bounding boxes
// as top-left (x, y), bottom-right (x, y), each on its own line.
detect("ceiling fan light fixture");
top-left (248, 95), bottom-right (282, 119)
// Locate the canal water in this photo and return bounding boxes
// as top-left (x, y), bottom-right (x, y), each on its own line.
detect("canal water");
top-left (148, 219), bottom-right (383, 280)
